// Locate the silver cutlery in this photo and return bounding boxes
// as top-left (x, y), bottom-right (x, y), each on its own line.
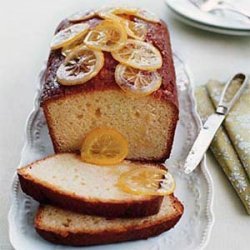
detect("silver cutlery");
top-left (184, 73), bottom-right (249, 174)
top-left (190, 0), bottom-right (250, 20)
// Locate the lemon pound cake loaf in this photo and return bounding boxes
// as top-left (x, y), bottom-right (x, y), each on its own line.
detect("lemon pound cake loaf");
top-left (41, 7), bottom-right (179, 162)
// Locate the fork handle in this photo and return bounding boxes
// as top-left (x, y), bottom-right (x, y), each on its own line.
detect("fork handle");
top-left (216, 73), bottom-right (248, 115)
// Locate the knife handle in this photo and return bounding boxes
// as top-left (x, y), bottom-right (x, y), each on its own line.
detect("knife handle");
top-left (216, 73), bottom-right (248, 115)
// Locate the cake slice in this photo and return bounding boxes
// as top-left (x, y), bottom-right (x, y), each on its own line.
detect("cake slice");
top-left (35, 195), bottom-right (183, 246)
top-left (41, 10), bottom-right (178, 162)
top-left (18, 153), bottom-right (164, 218)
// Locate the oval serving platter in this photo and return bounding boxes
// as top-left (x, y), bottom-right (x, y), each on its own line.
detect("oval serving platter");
top-left (8, 53), bottom-right (214, 250)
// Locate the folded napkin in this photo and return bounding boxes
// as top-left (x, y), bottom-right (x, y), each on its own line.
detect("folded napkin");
top-left (207, 80), bottom-right (250, 179)
top-left (195, 82), bottom-right (250, 214)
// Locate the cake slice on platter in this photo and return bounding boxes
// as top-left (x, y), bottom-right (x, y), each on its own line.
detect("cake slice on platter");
top-left (35, 195), bottom-right (183, 246)
top-left (18, 153), bottom-right (165, 218)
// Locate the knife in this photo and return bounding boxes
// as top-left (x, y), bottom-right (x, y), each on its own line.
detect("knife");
top-left (184, 73), bottom-right (249, 174)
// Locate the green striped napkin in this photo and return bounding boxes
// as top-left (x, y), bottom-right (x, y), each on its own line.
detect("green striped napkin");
top-left (195, 83), bottom-right (250, 214)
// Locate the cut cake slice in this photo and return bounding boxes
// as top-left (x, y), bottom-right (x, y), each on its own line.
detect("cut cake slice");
top-left (35, 195), bottom-right (183, 246)
top-left (18, 153), bottom-right (164, 218)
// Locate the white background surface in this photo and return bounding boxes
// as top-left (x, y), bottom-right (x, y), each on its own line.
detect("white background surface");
top-left (0, 0), bottom-right (249, 249)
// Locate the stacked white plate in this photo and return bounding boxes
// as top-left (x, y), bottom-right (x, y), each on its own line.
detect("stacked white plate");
top-left (166, 0), bottom-right (250, 35)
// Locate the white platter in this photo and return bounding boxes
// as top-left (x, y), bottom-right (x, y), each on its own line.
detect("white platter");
top-left (166, 0), bottom-right (250, 36)
top-left (8, 53), bottom-right (214, 250)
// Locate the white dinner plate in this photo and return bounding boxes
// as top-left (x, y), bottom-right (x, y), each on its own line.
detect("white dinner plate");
top-left (8, 53), bottom-right (214, 250)
top-left (166, 0), bottom-right (250, 35)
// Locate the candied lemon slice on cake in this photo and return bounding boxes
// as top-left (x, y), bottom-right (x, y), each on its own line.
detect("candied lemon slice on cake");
top-left (51, 23), bottom-right (89, 50)
top-left (123, 19), bottom-right (147, 40)
top-left (81, 127), bottom-right (129, 166)
top-left (84, 19), bottom-right (127, 52)
top-left (99, 7), bottom-right (138, 17)
top-left (115, 64), bottom-right (162, 96)
top-left (61, 38), bottom-right (84, 56)
top-left (97, 7), bottom-right (118, 19)
top-left (68, 10), bottom-right (97, 22)
top-left (112, 39), bottom-right (162, 70)
top-left (98, 7), bottom-right (160, 23)
top-left (97, 10), bottom-right (147, 40)
top-left (135, 9), bottom-right (160, 23)
top-left (117, 168), bottom-right (175, 196)
top-left (56, 45), bottom-right (104, 85)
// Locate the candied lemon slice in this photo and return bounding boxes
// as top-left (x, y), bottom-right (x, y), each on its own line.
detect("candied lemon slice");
top-left (68, 10), bottom-right (97, 22)
top-left (61, 38), bottom-right (84, 56)
top-left (117, 168), bottom-right (175, 196)
top-left (135, 9), bottom-right (160, 23)
top-left (51, 23), bottom-right (89, 50)
top-left (97, 10), bottom-right (147, 40)
top-left (115, 64), bottom-right (162, 96)
top-left (84, 19), bottom-right (127, 52)
top-left (98, 7), bottom-right (135, 17)
top-left (56, 45), bottom-right (104, 86)
top-left (112, 39), bottom-right (162, 70)
top-left (98, 7), bottom-right (160, 23)
top-left (81, 127), bottom-right (129, 166)
top-left (97, 7), bottom-right (118, 19)
top-left (123, 19), bottom-right (147, 40)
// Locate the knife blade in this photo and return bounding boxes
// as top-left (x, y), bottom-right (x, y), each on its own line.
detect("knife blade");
top-left (184, 113), bottom-right (224, 174)
top-left (184, 73), bottom-right (248, 174)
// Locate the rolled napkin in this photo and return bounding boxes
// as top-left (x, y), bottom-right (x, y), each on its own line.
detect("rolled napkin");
top-left (195, 84), bottom-right (250, 214)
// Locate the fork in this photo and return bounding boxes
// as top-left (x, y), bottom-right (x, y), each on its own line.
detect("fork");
top-left (190, 0), bottom-right (250, 20)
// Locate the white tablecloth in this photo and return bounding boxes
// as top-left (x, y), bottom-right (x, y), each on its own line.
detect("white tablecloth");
top-left (0, 0), bottom-right (250, 249)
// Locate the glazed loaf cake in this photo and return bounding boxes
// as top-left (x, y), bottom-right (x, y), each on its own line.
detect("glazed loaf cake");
top-left (41, 9), bottom-right (179, 162)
